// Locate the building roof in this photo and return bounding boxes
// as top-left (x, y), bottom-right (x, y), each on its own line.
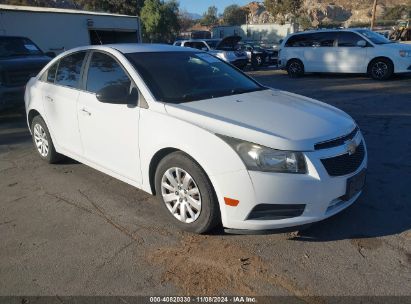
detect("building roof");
top-left (0, 4), bottom-right (137, 18)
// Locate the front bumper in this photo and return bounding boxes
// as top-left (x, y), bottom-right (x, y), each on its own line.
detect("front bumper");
top-left (0, 85), bottom-right (25, 111)
top-left (213, 133), bottom-right (367, 231)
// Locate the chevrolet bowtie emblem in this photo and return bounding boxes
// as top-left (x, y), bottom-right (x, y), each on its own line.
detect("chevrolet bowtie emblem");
top-left (345, 139), bottom-right (357, 155)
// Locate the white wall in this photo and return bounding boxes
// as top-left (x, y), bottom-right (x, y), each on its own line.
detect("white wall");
top-left (0, 10), bottom-right (140, 53)
top-left (213, 23), bottom-right (296, 42)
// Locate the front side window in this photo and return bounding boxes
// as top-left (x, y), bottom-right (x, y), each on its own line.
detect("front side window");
top-left (86, 52), bottom-right (131, 94)
top-left (125, 51), bottom-right (265, 103)
top-left (55, 52), bottom-right (86, 88)
top-left (338, 32), bottom-right (364, 47)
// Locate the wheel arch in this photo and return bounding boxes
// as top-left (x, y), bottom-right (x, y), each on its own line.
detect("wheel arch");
top-left (148, 147), bottom-right (180, 195)
top-left (367, 56), bottom-right (394, 73)
top-left (286, 57), bottom-right (305, 67)
top-left (28, 109), bottom-right (41, 130)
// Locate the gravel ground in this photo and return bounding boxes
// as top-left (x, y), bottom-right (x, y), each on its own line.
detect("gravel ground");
top-left (0, 70), bottom-right (410, 298)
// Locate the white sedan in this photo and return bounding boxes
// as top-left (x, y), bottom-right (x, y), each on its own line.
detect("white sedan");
top-left (25, 44), bottom-right (367, 233)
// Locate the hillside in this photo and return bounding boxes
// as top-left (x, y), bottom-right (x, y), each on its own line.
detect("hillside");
top-left (246, 0), bottom-right (411, 27)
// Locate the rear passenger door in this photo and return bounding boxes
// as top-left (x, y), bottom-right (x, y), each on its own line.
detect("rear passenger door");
top-left (42, 51), bottom-right (87, 156)
top-left (335, 32), bottom-right (368, 73)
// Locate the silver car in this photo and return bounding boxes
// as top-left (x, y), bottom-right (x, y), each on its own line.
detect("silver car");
top-left (173, 36), bottom-right (248, 70)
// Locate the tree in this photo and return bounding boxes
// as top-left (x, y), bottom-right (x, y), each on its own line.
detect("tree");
top-left (179, 10), bottom-right (195, 32)
top-left (264, 0), bottom-right (302, 21)
top-left (140, 0), bottom-right (180, 42)
top-left (201, 6), bottom-right (218, 26)
top-left (222, 5), bottom-right (247, 26)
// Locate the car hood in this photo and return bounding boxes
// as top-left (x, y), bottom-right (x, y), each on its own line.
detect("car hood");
top-left (0, 55), bottom-right (51, 71)
top-left (216, 36), bottom-right (242, 50)
top-left (378, 42), bottom-right (411, 50)
top-left (164, 89), bottom-right (356, 151)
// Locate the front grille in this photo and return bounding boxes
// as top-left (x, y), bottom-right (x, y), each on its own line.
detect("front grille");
top-left (315, 127), bottom-right (359, 150)
top-left (246, 204), bottom-right (305, 220)
top-left (321, 142), bottom-right (365, 176)
top-left (4, 69), bottom-right (40, 86)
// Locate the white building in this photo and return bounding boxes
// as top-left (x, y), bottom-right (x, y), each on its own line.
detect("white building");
top-left (0, 4), bottom-right (141, 55)
top-left (212, 23), bottom-right (297, 43)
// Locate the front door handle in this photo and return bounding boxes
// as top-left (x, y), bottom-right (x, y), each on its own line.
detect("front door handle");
top-left (45, 96), bottom-right (53, 102)
top-left (81, 108), bottom-right (91, 116)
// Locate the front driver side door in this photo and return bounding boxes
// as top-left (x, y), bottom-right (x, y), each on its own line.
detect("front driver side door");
top-left (77, 51), bottom-right (142, 183)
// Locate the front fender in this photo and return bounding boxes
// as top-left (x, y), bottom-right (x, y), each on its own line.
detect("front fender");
top-left (139, 108), bottom-right (255, 227)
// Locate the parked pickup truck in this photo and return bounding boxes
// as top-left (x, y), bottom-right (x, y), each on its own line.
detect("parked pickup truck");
top-left (0, 36), bottom-right (51, 111)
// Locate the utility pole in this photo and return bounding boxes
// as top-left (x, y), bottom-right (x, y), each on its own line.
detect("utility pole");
top-left (370, 0), bottom-right (378, 30)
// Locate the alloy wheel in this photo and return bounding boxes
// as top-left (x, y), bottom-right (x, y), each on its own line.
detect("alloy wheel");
top-left (371, 61), bottom-right (388, 80)
top-left (289, 62), bottom-right (302, 75)
top-left (161, 167), bottom-right (202, 223)
top-left (33, 124), bottom-right (49, 157)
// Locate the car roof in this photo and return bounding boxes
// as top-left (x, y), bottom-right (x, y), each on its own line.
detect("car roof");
top-left (65, 43), bottom-right (195, 54)
top-left (288, 28), bottom-right (367, 37)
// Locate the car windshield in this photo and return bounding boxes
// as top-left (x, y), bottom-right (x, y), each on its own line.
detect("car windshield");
top-left (0, 37), bottom-right (43, 58)
top-left (354, 29), bottom-right (394, 44)
top-left (125, 51), bottom-right (265, 103)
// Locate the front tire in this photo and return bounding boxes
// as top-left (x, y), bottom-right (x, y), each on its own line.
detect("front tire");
top-left (286, 59), bottom-right (305, 78)
top-left (154, 152), bottom-right (220, 234)
top-left (31, 116), bottom-right (61, 164)
top-left (368, 58), bottom-right (393, 80)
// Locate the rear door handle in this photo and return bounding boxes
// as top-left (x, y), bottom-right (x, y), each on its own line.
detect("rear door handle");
top-left (81, 108), bottom-right (91, 116)
top-left (45, 96), bottom-right (53, 102)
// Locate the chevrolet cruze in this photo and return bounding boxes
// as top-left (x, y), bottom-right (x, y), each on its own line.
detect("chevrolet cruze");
top-left (25, 44), bottom-right (367, 233)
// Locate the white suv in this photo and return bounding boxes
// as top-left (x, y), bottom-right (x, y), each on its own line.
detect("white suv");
top-left (279, 29), bottom-right (411, 80)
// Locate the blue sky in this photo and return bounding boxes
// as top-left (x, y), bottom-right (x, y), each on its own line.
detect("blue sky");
top-left (178, 0), bottom-right (258, 15)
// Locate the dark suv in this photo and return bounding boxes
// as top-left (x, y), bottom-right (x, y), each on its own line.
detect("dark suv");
top-left (0, 36), bottom-right (51, 111)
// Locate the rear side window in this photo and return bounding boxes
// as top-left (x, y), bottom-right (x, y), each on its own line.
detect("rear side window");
top-left (338, 32), bottom-right (363, 47)
top-left (55, 52), bottom-right (86, 88)
top-left (85, 51), bottom-right (131, 94)
top-left (285, 34), bottom-right (313, 47)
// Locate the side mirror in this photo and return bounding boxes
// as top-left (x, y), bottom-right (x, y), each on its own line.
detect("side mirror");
top-left (96, 84), bottom-right (138, 106)
top-left (45, 51), bottom-right (56, 58)
top-left (357, 40), bottom-right (367, 48)
top-left (201, 47), bottom-right (209, 51)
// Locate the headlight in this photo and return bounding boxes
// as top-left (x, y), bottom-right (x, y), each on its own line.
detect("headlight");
top-left (399, 50), bottom-right (411, 57)
top-left (217, 135), bottom-right (307, 174)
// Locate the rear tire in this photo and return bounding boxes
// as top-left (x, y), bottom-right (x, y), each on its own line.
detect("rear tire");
top-left (31, 116), bottom-right (62, 164)
top-left (286, 59), bottom-right (304, 78)
top-left (368, 58), bottom-right (393, 80)
top-left (154, 151), bottom-right (220, 234)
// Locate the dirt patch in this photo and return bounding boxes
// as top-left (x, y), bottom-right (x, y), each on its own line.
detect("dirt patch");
top-left (148, 234), bottom-right (321, 302)
top-left (350, 237), bottom-right (383, 258)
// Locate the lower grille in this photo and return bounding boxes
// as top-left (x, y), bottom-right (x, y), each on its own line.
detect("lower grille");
top-left (321, 142), bottom-right (365, 176)
top-left (246, 204), bottom-right (305, 220)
